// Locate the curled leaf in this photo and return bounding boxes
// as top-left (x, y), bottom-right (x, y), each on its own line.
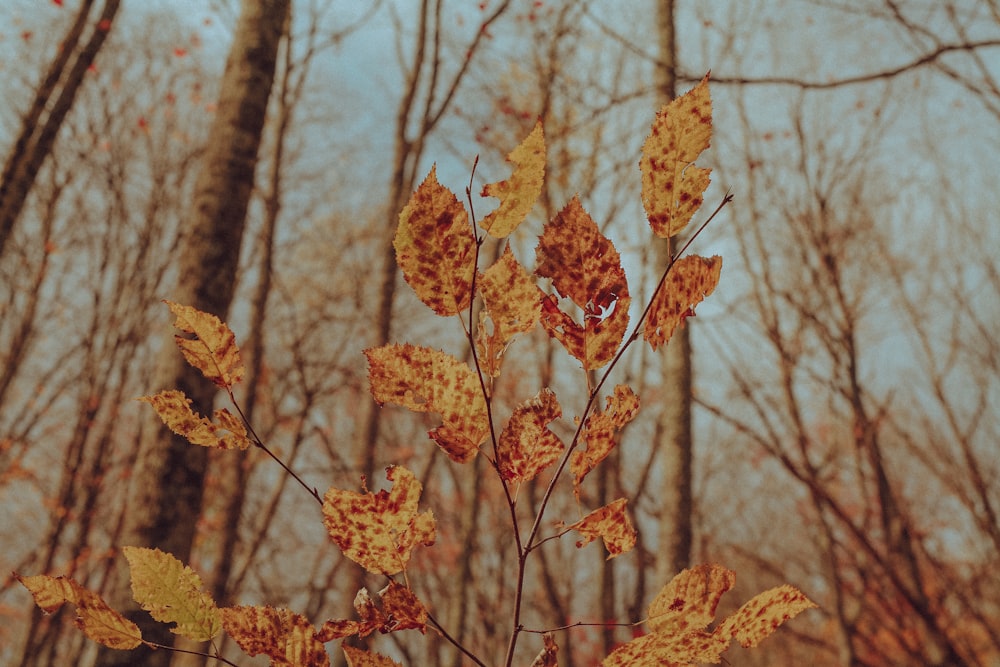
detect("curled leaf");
top-left (138, 390), bottom-right (250, 450)
top-left (221, 605), bottom-right (329, 667)
top-left (571, 385), bottom-right (639, 496)
top-left (165, 301), bottom-right (244, 388)
top-left (564, 498), bottom-right (636, 558)
top-left (475, 244), bottom-right (543, 376)
top-left (480, 121), bottom-right (545, 237)
top-left (497, 388), bottom-right (563, 484)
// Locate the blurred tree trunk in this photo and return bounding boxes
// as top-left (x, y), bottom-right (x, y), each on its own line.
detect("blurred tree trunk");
top-left (0, 0), bottom-right (120, 258)
top-left (93, 1), bottom-right (289, 665)
top-left (652, 0), bottom-right (694, 586)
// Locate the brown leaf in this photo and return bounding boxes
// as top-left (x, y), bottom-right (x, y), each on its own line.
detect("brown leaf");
top-left (475, 244), bottom-right (543, 376)
top-left (138, 390), bottom-right (250, 450)
top-left (644, 255), bottom-right (722, 351)
top-left (640, 74), bottom-right (713, 238)
top-left (322, 466), bottom-right (436, 576)
top-left (529, 633), bottom-right (559, 667)
top-left (480, 121), bottom-right (545, 237)
top-left (395, 166), bottom-right (476, 316)
top-left (165, 301), bottom-right (244, 388)
top-left (366, 343), bottom-right (488, 462)
top-left (564, 498), bottom-right (637, 558)
top-left (571, 385), bottom-right (639, 495)
top-left (343, 646), bottom-right (403, 667)
top-left (535, 197), bottom-right (631, 369)
top-left (221, 605), bottom-right (329, 667)
top-left (497, 388), bottom-right (563, 484)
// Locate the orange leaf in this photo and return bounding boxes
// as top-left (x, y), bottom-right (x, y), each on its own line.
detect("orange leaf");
top-left (138, 390), bottom-right (250, 450)
top-left (715, 585), bottom-right (817, 649)
top-left (16, 574), bottom-right (142, 650)
top-left (366, 343), bottom-right (488, 462)
top-left (322, 466), bottom-right (436, 576)
top-left (318, 583), bottom-right (428, 641)
top-left (165, 301), bottom-right (244, 388)
top-left (640, 74), bottom-right (712, 238)
top-left (475, 244), bottom-right (543, 376)
top-left (480, 121), bottom-right (545, 237)
top-left (343, 646), bottom-right (403, 667)
top-left (564, 498), bottom-right (636, 558)
top-left (394, 167), bottom-right (476, 316)
top-left (497, 388), bottom-right (563, 483)
top-left (571, 385), bottom-right (639, 496)
top-left (535, 197), bottom-right (630, 369)
top-left (647, 564), bottom-right (735, 635)
top-left (221, 605), bottom-right (329, 667)
top-left (645, 255), bottom-right (722, 350)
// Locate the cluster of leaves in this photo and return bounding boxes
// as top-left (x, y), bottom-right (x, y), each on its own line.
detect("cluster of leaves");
top-left (17, 76), bottom-right (815, 666)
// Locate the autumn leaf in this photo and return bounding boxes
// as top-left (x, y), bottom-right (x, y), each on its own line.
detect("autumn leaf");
top-left (138, 389), bottom-right (250, 450)
top-left (602, 565), bottom-right (815, 667)
top-left (322, 465), bottom-right (436, 576)
top-left (343, 646), bottom-right (403, 667)
top-left (645, 255), bottom-right (722, 350)
top-left (535, 197), bottom-right (631, 370)
top-left (395, 167), bottom-right (476, 316)
top-left (319, 583), bottom-right (428, 640)
top-left (640, 74), bottom-right (712, 238)
top-left (529, 633), bottom-right (559, 667)
top-left (221, 605), bottom-right (329, 667)
top-left (563, 498), bottom-right (636, 558)
top-left (366, 343), bottom-right (488, 463)
top-left (123, 546), bottom-right (221, 642)
top-left (165, 300), bottom-right (244, 388)
top-left (480, 121), bottom-right (545, 237)
top-left (16, 573), bottom-right (142, 650)
top-left (571, 385), bottom-right (639, 496)
top-left (475, 244), bottom-right (543, 376)
top-left (496, 388), bottom-right (563, 484)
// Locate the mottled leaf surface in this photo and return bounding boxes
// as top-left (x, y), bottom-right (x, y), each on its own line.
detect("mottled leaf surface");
top-left (564, 498), bottom-right (636, 558)
top-left (138, 390), bottom-right (250, 450)
top-left (497, 388), bottom-right (563, 483)
top-left (645, 255), bottom-right (722, 350)
top-left (480, 121), bottom-right (545, 237)
top-left (221, 605), bottom-right (329, 667)
top-left (571, 385), bottom-right (639, 495)
top-left (165, 300), bottom-right (244, 388)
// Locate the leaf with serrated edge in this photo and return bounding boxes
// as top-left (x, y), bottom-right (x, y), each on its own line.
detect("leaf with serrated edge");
top-left (645, 255), bottom-right (721, 351)
top-left (138, 390), bottom-right (250, 450)
top-left (165, 301), bottom-right (244, 388)
top-left (535, 197), bottom-right (631, 370)
top-left (571, 385), bottom-right (639, 496)
top-left (475, 244), bottom-right (543, 376)
top-left (221, 605), bottom-right (329, 667)
top-left (564, 498), bottom-right (636, 558)
top-left (648, 564), bottom-right (735, 635)
top-left (640, 74), bottom-right (712, 238)
top-left (16, 573), bottom-right (142, 650)
top-left (322, 466), bottom-right (436, 575)
top-left (715, 585), bottom-right (817, 648)
top-left (395, 166), bottom-right (476, 316)
top-left (480, 121), bottom-right (545, 237)
top-left (497, 388), bottom-right (563, 483)
top-left (123, 546), bottom-right (221, 641)
top-left (366, 343), bottom-right (488, 462)
top-left (343, 646), bottom-right (403, 667)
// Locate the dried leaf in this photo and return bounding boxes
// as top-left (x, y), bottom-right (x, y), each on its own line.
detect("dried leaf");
top-left (138, 390), bottom-right (250, 450)
top-left (123, 546), bottom-right (221, 642)
top-left (221, 605), bottom-right (329, 667)
top-left (571, 385), bottom-right (639, 495)
top-left (564, 498), bottom-right (636, 558)
top-left (379, 581), bottom-right (429, 633)
top-left (529, 633), bottom-right (559, 667)
top-left (645, 255), bottom-right (722, 351)
top-left (497, 388), bottom-right (563, 483)
top-left (647, 564), bottom-right (735, 635)
top-left (322, 466), bottom-right (436, 576)
top-left (475, 244), bottom-right (543, 376)
top-left (395, 166), bottom-right (476, 316)
top-left (343, 646), bottom-right (403, 667)
top-left (366, 343), bottom-right (488, 462)
top-left (480, 121), bottom-right (545, 237)
top-left (640, 74), bottom-right (712, 238)
top-left (716, 585), bottom-right (817, 649)
top-left (16, 573), bottom-right (142, 650)
top-left (165, 301), bottom-right (244, 388)
top-left (535, 197), bottom-right (631, 369)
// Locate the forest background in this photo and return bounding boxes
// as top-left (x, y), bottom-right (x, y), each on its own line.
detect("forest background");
top-left (1, 0), bottom-right (998, 665)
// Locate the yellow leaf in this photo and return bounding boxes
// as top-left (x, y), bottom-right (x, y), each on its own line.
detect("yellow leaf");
top-left (366, 343), bottom-right (488, 462)
top-left (647, 564), bottom-right (734, 635)
top-left (394, 166), bottom-right (476, 316)
top-left (480, 121), bottom-right (545, 237)
top-left (123, 546), bottom-right (221, 642)
top-left (529, 633), bottom-right (559, 667)
top-left (138, 390), bottom-right (250, 450)
top-left (645, 255), bottom-right (722, 351)
top-left (535, 197), bottom-right (631, 370)
top-left (571, 385), bottom-right (639, 496)
top-left (715, 584), bottom-right (817, 649)
top-left (640, 74), bottom-right (713, 238)
top-left (564, 498), bottom-right (636, 559)
top-left (475, 244), bottom-right (543, 376)
top-left (497, 388), bottom-right (563, 483)
top-left (16, 573), bottom-right (143, 650)
top-left (221, 605), bottom-right (329, 667)
top-left (343, 646), bottom-right (403, 667)
top-left (322, 466), bottom-right (436, 576)
top-left (165, 301), bottom-right (244, 388)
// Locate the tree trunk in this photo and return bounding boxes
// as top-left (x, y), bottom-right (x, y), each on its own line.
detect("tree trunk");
top-left (652, 0), bottom-right (694, 586)
top-left (93, 1), bottom-right (289, 665)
